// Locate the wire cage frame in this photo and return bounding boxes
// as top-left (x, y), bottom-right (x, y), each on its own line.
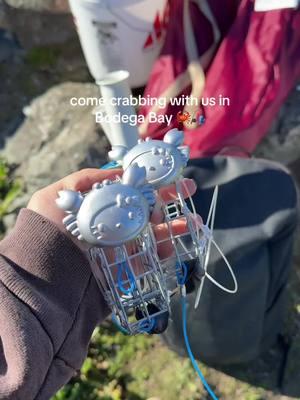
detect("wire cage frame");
top-left (155, 179), bottom-right (238, 309)
top-left (90, 224), bottom-right (170, 335)
top-left (155, 179), bottom-right (207, 285)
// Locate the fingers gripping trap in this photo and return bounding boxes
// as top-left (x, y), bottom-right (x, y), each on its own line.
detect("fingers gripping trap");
top-left (56, 163), bottom-right (168, 335)
top-left (56, 129), bottom-right (238, 336)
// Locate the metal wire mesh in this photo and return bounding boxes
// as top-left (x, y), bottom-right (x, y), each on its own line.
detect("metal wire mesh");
top-left (90, 225), bottom-right (170, 334)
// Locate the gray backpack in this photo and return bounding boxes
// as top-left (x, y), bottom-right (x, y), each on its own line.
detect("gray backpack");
top-left (163, 156), bottom-right (298, 365)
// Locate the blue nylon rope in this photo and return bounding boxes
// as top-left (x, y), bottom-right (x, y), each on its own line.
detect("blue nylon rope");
top-left (181, 296), bottom-right (219, 400)
top-left (138, 317), bottom-right (155, 333)
top-left (111, 314), bottom-right (129, 335)
top-left (176, 261), bottom-right (188, 285)
top-left (117, 261), bottom-right (136, 295)
top-left (100, 161), bottom-right (121, 170)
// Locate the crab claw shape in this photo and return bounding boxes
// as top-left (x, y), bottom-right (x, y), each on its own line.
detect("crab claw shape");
top-left (56, 190), bottom-right (83, 213)
top-left (108, 145), bottom-right (128, 162)
top-left (163, 129), bottom-right (184, 147)
top-left (122, 163), bottom-right (146, 188)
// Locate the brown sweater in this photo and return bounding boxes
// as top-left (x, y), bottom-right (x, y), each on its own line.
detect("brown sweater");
top-left (0, 209), bottom-right (109, 400)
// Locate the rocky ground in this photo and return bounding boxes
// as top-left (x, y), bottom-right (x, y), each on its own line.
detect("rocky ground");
top-left (0, 1), bottom-right (300, 399)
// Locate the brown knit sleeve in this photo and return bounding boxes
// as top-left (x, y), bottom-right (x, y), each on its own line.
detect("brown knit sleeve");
top-left (0, 209), bottom-right (109, 400)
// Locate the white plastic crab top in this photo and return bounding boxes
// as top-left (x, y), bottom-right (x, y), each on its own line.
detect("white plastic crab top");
top-left (56, 164), bottom-right (155, 247)
top-left (109, 129), bottom-right (190, 189)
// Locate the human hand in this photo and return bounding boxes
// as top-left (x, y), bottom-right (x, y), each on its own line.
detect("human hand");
top-left (27, 168), bottom-right (123, 235)
top-left (27, 168), bottom-right (200, 258)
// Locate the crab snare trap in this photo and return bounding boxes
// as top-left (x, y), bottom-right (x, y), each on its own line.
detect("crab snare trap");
top-left (56, 128), bottom-right (238, 399)
top-left (56, 66), bottom-right (238, 398)
top-left (56, 163), bottom-right (171, 335)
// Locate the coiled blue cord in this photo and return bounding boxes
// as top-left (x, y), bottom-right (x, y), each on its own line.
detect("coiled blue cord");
top-left (139, 317), bottom-right (155, 333)
top-left (111, 314), bottom-right (129, 335)
top-left (181, 296), bottom-right (219, 400)
top-left (176, 262), bottom-right (188, 285)
top-left (117, 261), bottom-right (136, 294)
top-left (100, 161), bottom-right (121, 170)
top-left (116, 261), bottom-right (155, 334)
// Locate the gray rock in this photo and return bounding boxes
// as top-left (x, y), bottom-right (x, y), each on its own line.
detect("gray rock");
top-left (0, 0), bottom-right (9, 29)
top-left (1, 82), bottom-right (110, 207)
top-left (2, 212), bottom-right (18, 232)
top-left (255, 127), bottom-right (300, 166)
top-left (255, 86), bottom-right (300, 165)
top-left (4, 0), bottom-right (69, 12)
top-left (0, 28), bottom-right (21, 62)
top-left (4, 1), bottom-right (75, 48)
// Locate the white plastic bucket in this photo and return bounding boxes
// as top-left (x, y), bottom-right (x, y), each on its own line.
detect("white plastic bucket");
top-left (69, 0), bottom-right (168, 88)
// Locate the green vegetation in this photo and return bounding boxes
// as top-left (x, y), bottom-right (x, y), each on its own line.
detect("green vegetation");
top-left (52, 323), bottom-right (155, 400)
top-left (25, 46), bottom-right (61, 69)
top-left (53, 321), bottom-right (284, 400)
top-left (52, 323), bottom-right (206, 400)
top-left (0, 158), bottom-right (21, 235)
